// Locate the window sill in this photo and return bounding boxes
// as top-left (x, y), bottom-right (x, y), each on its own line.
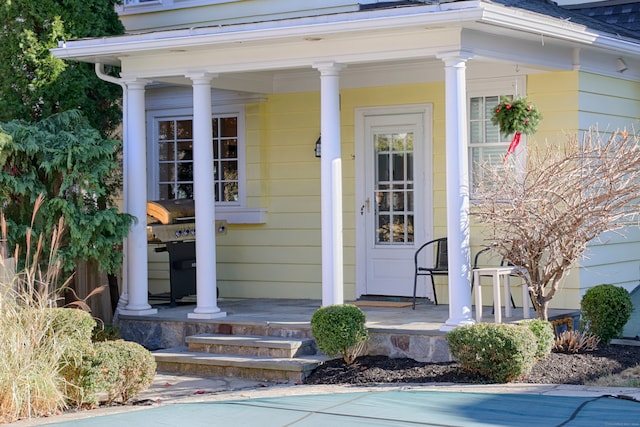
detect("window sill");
top-left (216, 207), bottom-right (267, 224)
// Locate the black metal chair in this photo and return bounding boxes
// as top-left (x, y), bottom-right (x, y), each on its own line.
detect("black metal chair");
top-left (412, 237), bottom-right (448, 309)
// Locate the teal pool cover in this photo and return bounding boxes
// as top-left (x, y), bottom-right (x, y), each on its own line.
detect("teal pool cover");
top-left (50, 390), bottom-right (640, 426)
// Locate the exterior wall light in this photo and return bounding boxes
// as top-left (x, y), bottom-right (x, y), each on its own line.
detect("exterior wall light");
top-left (617, 58), bottom-right (628, 73)
top-left (315, 136), bottom-right (321, 158)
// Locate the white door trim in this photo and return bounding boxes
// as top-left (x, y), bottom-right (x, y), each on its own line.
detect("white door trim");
top-left (354, 104), bottom-right (433, 297)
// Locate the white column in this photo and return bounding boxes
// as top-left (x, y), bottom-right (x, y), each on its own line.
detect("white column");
top-left (118, 84), bottom-right (129, 314)
top-left (438, 52), bottom-right (474, 330)
top-left (314, 62), bottom-right (345, 306)
top-left (120, 78), bottom-right (157, 316)
top-left (187, 72), bottom-right (226, 319)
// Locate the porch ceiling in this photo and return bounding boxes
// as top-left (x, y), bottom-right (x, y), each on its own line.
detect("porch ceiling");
top-left (146, 58), bottom-right (548, 95)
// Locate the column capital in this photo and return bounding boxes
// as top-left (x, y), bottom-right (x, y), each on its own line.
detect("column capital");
top-left (186, 71), bottom-right (219, 83)
top-left (313, 61), bottom-right (346, 75)
top-left (119, 75), bottom-right (152, 88)
top-left (436, 50), bottom-right (474, 65)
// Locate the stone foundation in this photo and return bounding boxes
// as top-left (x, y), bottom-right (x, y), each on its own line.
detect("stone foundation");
top-left (119, 317), bottom-right (452, 362)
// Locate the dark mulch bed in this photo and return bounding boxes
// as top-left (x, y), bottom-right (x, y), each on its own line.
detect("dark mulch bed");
top-left (304, 344), bottom-right (640, 385)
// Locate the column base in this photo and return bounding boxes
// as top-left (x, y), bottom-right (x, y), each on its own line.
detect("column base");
top-left (119, 308), bottom-right (158, 316)
top-left (188, 310), bottom-right (227, 320)
top-left (440, 317), bottom-right (475, 332)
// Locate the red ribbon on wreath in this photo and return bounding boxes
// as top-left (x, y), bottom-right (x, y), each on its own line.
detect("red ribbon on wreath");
top-left (503, 132), bottom-right (521, 164)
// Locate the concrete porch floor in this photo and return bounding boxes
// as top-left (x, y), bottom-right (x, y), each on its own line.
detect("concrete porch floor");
top-left (123, 297), bottom-right (579, 336)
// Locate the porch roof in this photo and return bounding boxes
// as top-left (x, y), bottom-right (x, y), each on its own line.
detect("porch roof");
top-left (51, 0), bottom-right (640, 73)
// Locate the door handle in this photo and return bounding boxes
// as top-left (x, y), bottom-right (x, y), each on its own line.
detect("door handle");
top-left (360, 198), bottom-right (370, 215)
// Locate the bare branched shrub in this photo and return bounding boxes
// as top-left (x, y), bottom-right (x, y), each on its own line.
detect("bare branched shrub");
top-left (553, 330), bottom-right (600, 354)
top-left (472, 129), bottom-right (640, 319)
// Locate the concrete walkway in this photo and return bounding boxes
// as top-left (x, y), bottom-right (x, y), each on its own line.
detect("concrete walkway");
top-left (11, 371), bottom-right (640, 426)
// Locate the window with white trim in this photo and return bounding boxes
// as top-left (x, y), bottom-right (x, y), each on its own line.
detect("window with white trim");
top-left (468, 78), bottom-right (524, 195)
top-left (154, 113), bottom-right (241, 204)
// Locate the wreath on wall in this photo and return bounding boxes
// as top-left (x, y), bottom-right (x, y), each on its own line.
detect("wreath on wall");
top-left (491, 95), bottom-right (542, 161)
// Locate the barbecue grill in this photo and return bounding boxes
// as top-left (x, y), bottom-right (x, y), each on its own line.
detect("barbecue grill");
top-left (147, 199), bottom-right (227, 305)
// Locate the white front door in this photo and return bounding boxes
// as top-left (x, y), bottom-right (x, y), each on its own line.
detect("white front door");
top-left (356, 106), bottom-right (432, 298)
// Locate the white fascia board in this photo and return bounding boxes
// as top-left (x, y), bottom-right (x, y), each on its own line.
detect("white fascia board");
top-left (480, 3), bottom-right (640, 56)
top-left (118, 26), bottom-right (461, 79)
top-left (51, 2), bottom-right (483, 62)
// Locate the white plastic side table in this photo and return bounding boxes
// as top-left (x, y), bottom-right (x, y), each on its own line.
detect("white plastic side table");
top-left (472, 266), bottom-right (530, 323)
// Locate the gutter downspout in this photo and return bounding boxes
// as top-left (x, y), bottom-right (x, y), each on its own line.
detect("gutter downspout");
top-left (95, 63), bottom-right (129, 321)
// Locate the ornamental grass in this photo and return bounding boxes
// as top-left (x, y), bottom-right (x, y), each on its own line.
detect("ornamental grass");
top-left (0, 196), bottom-right (74, 423)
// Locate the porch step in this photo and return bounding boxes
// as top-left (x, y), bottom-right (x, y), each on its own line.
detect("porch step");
top-left (153, 347), bottom-right (329, 383)
top-left (186, 333), bottom-right (316, 358)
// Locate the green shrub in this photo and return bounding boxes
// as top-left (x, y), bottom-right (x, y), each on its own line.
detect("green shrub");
top-left (92, 323), bottom-right (120, 342)
top-left (581, 284), bottom-right (633, 345)
top-left (47, 308), bottom-right (98, 407)
top-left (84, 340), bottom-right (157, 405)
top-left (66, 340), bottom-right (156, 407)
top-left (49, 308), bottom-right (96, 364)
top-left (65, 346), bottom-right (103, 408)
top-left (446, 323), bottom-right (538, 383)
top-left (311, 304), bottom-right (369, 364)
top-left (520, 319), bottom-right (554, 358)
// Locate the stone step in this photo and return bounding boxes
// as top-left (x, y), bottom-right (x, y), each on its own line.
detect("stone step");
top-left (186, 333), bottom-right (316, 358)
top-left (153, 347), bottom-right (329, 383)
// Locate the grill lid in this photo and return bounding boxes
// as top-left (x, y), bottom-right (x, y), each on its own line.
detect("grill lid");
top-left (146, 199), bottom-right (227, 242)
top-left (147, 199), bottom-right (195, 224)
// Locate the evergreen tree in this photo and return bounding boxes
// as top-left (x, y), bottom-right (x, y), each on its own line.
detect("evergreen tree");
top-left (0, 1), bottom-right (128, 313)
top-left (0, 0), bottom-right (124, 136)
top-left (0, 110), bottom-right (133, 281)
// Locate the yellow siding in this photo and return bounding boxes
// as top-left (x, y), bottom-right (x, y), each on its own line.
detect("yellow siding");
top-left (148, 70), bottom-right (638, 310)
top-left (526, 71), bottom-right (579, 148)
top-left (341, 83), bottom-right (446, 300)
top-left (148, 245), bottom-right (170, 296)
top-left (526, 72), bottom-right (580, 308)
top-left (467, 72), bottom-right (583, 308)
top-left (216, 92), bottom-right (323, 298)
top-left (469, 71), bottom-right (640, 311)
top-left (145, 82), bottom-right (449, 302)
top-left (212, 83), bottom-right (449, 301)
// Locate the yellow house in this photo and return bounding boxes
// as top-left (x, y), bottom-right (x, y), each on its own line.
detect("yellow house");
top-left (51, 0), bottom-right (640, 329)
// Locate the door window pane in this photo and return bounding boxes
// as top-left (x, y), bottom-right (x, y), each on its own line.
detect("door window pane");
top-left (158, 141), bottom-right (174, 161)
top-left (374, 131), bottom-right (414, 245)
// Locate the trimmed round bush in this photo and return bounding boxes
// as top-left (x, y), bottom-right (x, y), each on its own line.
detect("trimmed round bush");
top-left (520, 319), bottom-right (554, 358)
top-left (98, 340), bottom-right (156, 404)
top-left (581, 284), bottom-right (633, 345)
top-left (91, 323), bottom-right (120, 342)
top-left (311, 304), bottom-right (368, 364)
top-left (49, 308), bottom-right (96, 360)
top-left (46, 308), bottom-right (98, 407)
top-left (76, 340), bottom-right (156, 406)
top-left (446, 323), bottom-right (537, 383)
top-left (72, 345), bottom-right (113, 407)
